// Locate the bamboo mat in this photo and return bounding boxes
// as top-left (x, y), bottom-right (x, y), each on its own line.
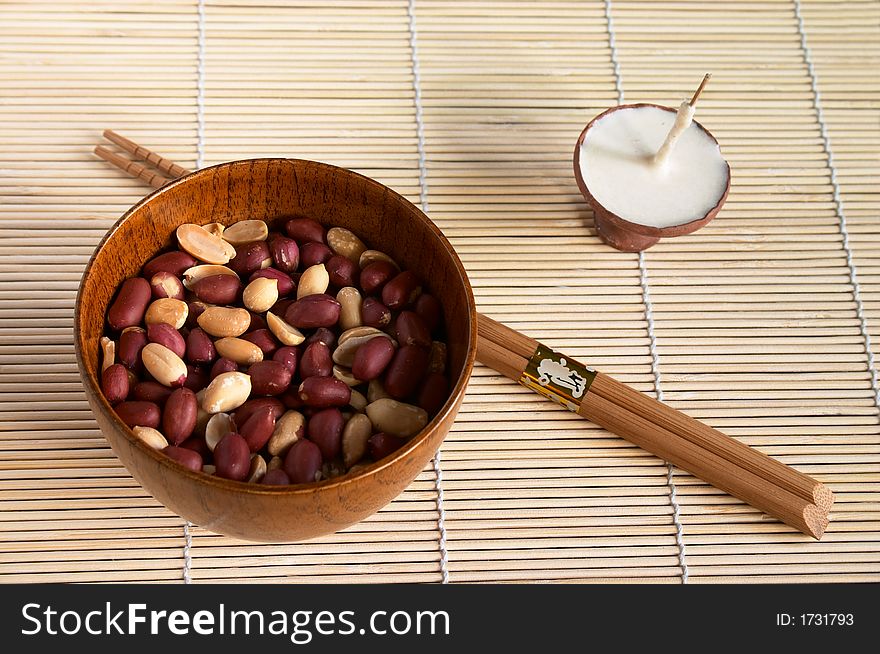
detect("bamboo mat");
top-left (0, 0), bottom-right (878, 584)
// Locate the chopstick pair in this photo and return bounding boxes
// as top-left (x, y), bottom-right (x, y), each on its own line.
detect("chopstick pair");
top-left (94, 130), bottom-right (190, 189)
top-left (476, 314), bottom-right (832, 539)
top-left (94, 132), bottom-right (833, 539)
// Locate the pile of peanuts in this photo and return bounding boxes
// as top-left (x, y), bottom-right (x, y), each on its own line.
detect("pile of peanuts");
top-left (99, 217), bottom-right (449, 485)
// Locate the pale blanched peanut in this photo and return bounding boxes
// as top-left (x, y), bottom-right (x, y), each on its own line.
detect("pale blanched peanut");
top-left (176, 223), bottom-right (236, 264)
top-left (183, 264), bottom-right (238, 290)
top-left (297, 263), bottom-right (330, 299)
top-left (243, 277), bottom-right (278, 313)
top-left (100, 336), bottom-right (115, 372)
top-left (267, 410), bottom-right (305, 457)
top-left (248, 454), bottom-right (268, 483)
top-left (132, 426), bottom-right (169, 450)
top-left (141, 343), bottom-right (188, 387)
top-left (327, 227), bottom-right (366, 263)
top-left (267, 455), bottom-right (283, 471)
top-left (338, 325), bottom-right (385, 346)
top-left (342, 413), bottom-right (372, 468)
top-left (205, 412), bottom-right (235, 451)
top-left (367, 379), bottom-right (391, 403)
top-left (197, 306), bottom-right (251, 337)
top-left (203, 222), bottom-right (225, 238)
top-left (349, 389), bottom-right (367, 412)
top-left (266, 311), bottom-right (305, 346)
top-left (145, 298), bottom-right (188, 330)
top-left (358, 249), bottom-right (399, 270)
top-left (366, 398), bottom-right (428, 438)
top-left (332, 365), bottom-right (359, 387)
top-left (202, 464), bottom-right (217, 475)
top-left (221, 220), bottom-right (268, 246)
top-left (202, 371), bottom-right (252, 413)
top-left (337, 287), bottom-right (363, 331)
top-left (215, 337), bottom-right (264, 365)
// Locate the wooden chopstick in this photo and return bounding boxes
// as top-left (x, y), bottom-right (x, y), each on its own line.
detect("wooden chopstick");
top-left (102, 129), bottom-right (192, 179)
top-left (476, 314), bottom-right (831, 538)
top-left (93, 145), bottom-right (172, 189)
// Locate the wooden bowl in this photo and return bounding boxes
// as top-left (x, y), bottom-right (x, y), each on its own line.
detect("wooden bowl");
top-left (74, 159), bottom-right (476, 542)
top-left (574, 103), bottom-right (730, 252)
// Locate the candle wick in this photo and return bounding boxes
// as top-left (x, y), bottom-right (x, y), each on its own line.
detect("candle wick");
top-left (653, 74), bottom-right (711, 168)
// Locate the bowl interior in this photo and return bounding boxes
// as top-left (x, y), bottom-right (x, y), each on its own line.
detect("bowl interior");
top-left (74, 158), bottom-right (475, 539)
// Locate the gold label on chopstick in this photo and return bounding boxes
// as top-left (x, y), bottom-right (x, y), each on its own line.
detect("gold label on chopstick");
top-left (519, 344), bottom-right (596, 412)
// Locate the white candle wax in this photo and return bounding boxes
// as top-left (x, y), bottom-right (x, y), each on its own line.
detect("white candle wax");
top-left (579, 105), bottom-right (728, 229)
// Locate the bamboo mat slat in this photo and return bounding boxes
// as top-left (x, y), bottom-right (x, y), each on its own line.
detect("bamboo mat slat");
top-left (0, 0), bottom-right (878, 583)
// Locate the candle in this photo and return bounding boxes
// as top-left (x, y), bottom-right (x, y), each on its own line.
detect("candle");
top-left (577, 103), bottom-right (728, 229)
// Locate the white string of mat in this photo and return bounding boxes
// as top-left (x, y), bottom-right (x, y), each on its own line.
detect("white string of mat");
top-left (408, 0), bottom-right (450, 585)
top-left (182, 0), bottom-right (208, 585)
top-left (793, 0), bottom-right (880, 416)
top-left (603, 0), bottom-right (689, 584)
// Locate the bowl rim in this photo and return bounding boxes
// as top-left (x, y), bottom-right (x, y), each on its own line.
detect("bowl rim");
top-left (74, 157), bottom-right (477, 495)
top-left (573, 102), bottom-right (731, 238)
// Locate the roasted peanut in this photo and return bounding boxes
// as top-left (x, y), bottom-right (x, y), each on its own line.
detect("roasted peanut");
top-left (192, 274), bottom-right (242, 304)
top-left (118, 327), bottom-right (147, 371)
top-left (267, 234), bottom-right (299, 273)
top-left (132, 426), bottom-right (168, 450)
top-left (147, 322), bottom-right (186, 358)
top-left (384, 344), bottom-right (430, 399)
top-left (240, 407), bottom-right (276, 452)
top-left (115, 401), bottom-right (161, 429)
top-left (300, 341), bottom-right (332, 378)
top-left (285, 217), bottom-right (326, 244)
top-left (101, 364), bottom-right (130, 404)
top-left (214, 433), bottom-right (250, 481)
top-left (394, 311), bottom-right (431, 349)
top-left (382, 270), bottom-right (421, 310)
top-left (267, 410), bottom-right (305, 457)
top-left (197, 306), bottom-right (251, 338)
top-left (297, 263), bottom-right (330, 299)
top-left (284, 294), bottom-right (340, 329)
top-left (221, 219), bottom-right (268, 246)
top-left (300, 241), bottom-right (333, 268)
top-left (229, 240), bottom-right (272, 276)
top-left (308, 408), bottom-right (344, 460)
top-left (215, 337), bottom-right (263, 365)
top-left (248, 360), bottom-right (293, 396)
top-left (210, 357), bottom-right (239, 379)
top-left (360, 260), bottom-right (397, 295)
top-left (243, 277), bottom-right (278, 313)
top-left (133, 381), bottom-right (173, 405)
top-left (143, 251), bottom-right (197, 279)
top-left (351, 336), bottom-right (395, 381)
top-left (298, 376), bottom-right (351, 409)
top-left (342, 413), bottom-right (372, 468)
top-left (333, 329), bottom-right (393, 368)
top-left (108, 277), bottom-right (151, 330)
top-left (326, 255), bottom-right (357, 287)
top-left (177, 223), bottom-right (236, 264)
top-left (233, 397), bottom-right (285, 426)
top-left (283, 438), bottom-right (322, 484)
top-left (327, 227), bottom-right (366, 263)
top-left (266, 311), bottom-right (305, 346)
top-left (267, 455), bottom-right (283, 471)
top-left (141, 343), bottom-right (188, 388)
top-left (242, 329), bottom-right (279, 356)
top-left (366, 398), bottom-right (428, 438)
top-left (414, 294), bottom-right (442, 334)
top-left (262, 469), bottom-right (290, 485)
top-left (271, 346), bottom-right (299, 375)
top-left (202, 371), bottom-right (252, 413)
top-left (368, 432), bottom-right (404, 461)
top-left (186, 327), bottom-right (216, 365)
top-left (251, 267), bottom-right (295, 297)
top-left (183, 264), bottom-right (239, 290)
top-left (337, 287), bottom-right (362, 331)
top-left (163, 445), bottom-right (203, 472)
top-left (145, 298), bottom-right (188, 330)
top-left (332, 365), bottom-right (359, 387)
top-left (150, 271), bottom-right (185, 300)
top-left (306, 327), bottom-right (336, 349)
top-left (163, 387), bottom-right (198, 445)
top-left (429, 341), bottom-right (447, 374)
top-left (361, 297), bottom-right (392, 329)
top-left (417, 372), bottom-right (448, 415)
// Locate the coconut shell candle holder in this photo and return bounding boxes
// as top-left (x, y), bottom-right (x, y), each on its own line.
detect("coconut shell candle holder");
top-left (573, 81), bottom-right (730, 252)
